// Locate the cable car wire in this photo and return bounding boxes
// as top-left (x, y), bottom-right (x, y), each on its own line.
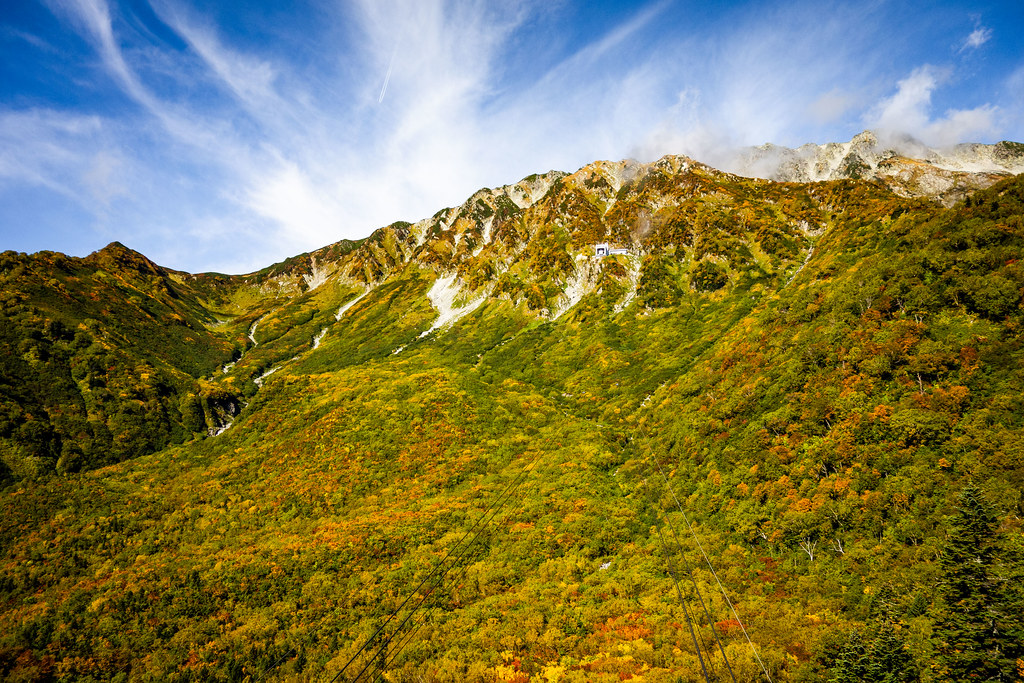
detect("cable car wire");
top-left (335, 440), bottom-right (547, 682)
top-left (639, 420), bottom-right (774, 683)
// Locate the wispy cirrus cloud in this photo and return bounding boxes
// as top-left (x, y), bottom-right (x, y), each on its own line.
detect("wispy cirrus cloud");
top-left (960, 25), bottom-right (992, 52)
top-left (0, 109), bottom-right (111, 202)
top-left (44, 0), bottom-right (150, 107)
top-left (2, 0), bottom-right (1021, 272)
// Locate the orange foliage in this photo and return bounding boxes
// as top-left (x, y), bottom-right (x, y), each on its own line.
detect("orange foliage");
top-left (595, 612), bottom-right (653, 641)
top-left (959, 346), bottom-right (980, 376)
top-left (715, 618), bottom-right (743, 635)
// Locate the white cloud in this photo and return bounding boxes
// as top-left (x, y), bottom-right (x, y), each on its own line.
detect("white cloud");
top-left (619, 1), bottom-right (896, 159)
top-left (809, 89), bottom-right (856, 124)
top-left (632, 89), bottom-right (730, 166)
top-left (0, 109), bottom-right (108, 202)
top-left (866, 65), bottom-right (999, 146)
top-left (961, 26), bottom-right (992, 51)
top-left (44, 0), bottom-right (148, 103)
top-left (870, 66), bottom-right (943, 134)
top-left (172, 19), bottom-right (281, 112)
top-left (245, 161), bottom-right (344, 245)
top-left (8, 0), bottom-right (1021, 273)
top-left (2, 26), bottom-right (58, 52)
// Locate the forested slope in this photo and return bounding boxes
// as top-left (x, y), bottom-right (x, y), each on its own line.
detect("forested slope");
top-left (0, 160), bottom-right (1021, 681)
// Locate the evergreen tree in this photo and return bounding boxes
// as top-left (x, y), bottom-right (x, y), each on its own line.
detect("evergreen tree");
top-left (865, 620), bottom-right (917, 683)
top-left (932, 482), bottom-right (1024, 682)
top-left (828, 587), bottom-right (919, 683)
top-left (830, 628), bottom-right (868, 683)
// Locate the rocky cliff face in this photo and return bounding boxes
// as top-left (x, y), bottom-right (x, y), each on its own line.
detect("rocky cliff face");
top-left (730, 131), bottom-right (1024, 205)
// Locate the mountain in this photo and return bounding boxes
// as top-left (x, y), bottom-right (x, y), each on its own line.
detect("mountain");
top-left (1, 135), bottom-right (1023, 682)
top-left (731, 130), bottom-right (1024, 206)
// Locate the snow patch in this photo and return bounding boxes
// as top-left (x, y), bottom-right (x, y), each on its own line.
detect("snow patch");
top-left (551, 258), bottom-right (597, 320)
top-left (784, 246), bottom-right (815, 288)
top-left (336, 289), bottom-right (370, 320)
top-left (411, 218), bottom-right (432, 247)
top-left (253, 365), bottom-right (281, 388)
top-left (312, 327), bottom-right (328, 349)
top-left (302, 257), bottom-right (331, 291)
top-left (248, 315), bottom-right (266, 346)
top-left (473, 216), bottom-right (495, 256)
top-left (420, 274), bottom-right (486, 337)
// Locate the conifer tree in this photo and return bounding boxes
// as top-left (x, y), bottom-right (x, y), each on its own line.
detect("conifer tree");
top-left (932, 482), bottom-right (1024, 682)
top-left (829, 628), bottom-right (868, 683)
top-left (828, 586), bottom-right (919, 683)
top-left (865, 620), bottom-right (917, 683)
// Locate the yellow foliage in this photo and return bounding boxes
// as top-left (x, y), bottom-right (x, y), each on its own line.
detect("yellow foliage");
top-left (541, 663), bottom-right (566, 682)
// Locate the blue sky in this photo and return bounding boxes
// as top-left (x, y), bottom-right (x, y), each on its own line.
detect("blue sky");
top-left (2, 0), bottom-right (1022, 273)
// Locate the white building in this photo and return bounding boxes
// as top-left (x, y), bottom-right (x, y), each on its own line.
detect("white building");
top-left (595, 243), bottom-right (629, 257)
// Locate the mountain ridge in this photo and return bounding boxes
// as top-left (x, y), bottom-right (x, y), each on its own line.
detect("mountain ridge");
top-left (1, 135), bottom-right (1023, 682)
top-left (225, 131), bottom-right (1024, 303)
top-left (731, 130), bottom-right (1024, 205)
top-left (70, 131), bottom-right (1024, 287)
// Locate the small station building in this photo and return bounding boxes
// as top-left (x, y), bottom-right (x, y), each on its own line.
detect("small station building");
top-left (594, 243), bottom-right (629, 257)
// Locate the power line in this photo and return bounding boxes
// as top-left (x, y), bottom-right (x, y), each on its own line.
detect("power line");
top-left (365, 519), bottom-right (495, 681)
top-left (365, 427), bottom-right (586, 680)
top-left (645, 455), bottom-right (737, 683)
top-left (638, 422), bottom-right (774, 683)
top-left (354, 449), bottom-right (544, 681)
top-left (322, 380), bottom-right (768, 683)
top-left (673, 487), bottom-right (775, 683)
top-left (348, 492), bottom-right (510, 682)
top-left (332, 441), bottom-right (547, 682)
top-left (251, 646), bottom-right (296, 683)
top-left (648, 481), bottom-right (713, 683)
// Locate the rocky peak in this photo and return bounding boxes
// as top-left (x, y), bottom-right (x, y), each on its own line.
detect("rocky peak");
top-left (731, 131), bottom-right (1024, 205)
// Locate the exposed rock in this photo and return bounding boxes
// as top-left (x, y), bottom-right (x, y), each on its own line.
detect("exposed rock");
top-left (730, 131), bottom-right (1024, 206)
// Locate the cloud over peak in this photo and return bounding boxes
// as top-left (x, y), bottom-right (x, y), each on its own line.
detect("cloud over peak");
top-left (866, 65), bottom-right (999, 147)
top-left (2, 0), bottom-right (1021, 273)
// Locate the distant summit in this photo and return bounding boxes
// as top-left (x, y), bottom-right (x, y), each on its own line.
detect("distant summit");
top-left (729, 131), bottom-right (1024, 205)
top-left (85, 240), bottom-right (166, 276)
